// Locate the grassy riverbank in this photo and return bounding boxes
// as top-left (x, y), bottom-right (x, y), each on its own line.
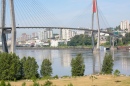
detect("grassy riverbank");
top-left (8, 75), bottom-right (130, 86)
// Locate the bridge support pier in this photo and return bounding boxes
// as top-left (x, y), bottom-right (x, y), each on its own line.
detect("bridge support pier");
top-left (10, 0), bottom-right (16, 53)
top-left (1, 0), bottom-right (8, 53)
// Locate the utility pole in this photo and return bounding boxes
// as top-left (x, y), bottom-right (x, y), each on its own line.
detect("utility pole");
top-left (1, 0), bottom-right (8, 52)
top-left (9, 0), bottom-right (16, 53)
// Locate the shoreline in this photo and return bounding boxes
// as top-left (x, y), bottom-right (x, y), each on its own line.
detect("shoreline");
top-left (16, 47), bottom-right (92, 50)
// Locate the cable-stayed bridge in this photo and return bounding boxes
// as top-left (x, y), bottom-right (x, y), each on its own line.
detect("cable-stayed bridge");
top-left (2, 26), bottom-right (112, 34)
top-left (0, 0), bottom-right (117, 53)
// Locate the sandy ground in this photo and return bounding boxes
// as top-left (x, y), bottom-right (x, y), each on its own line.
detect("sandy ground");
top-left (8, 75), bottom-right (130, 86)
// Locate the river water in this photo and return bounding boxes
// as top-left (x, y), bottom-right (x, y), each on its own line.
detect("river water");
top-left (16, 48), bottom-right (130, 77)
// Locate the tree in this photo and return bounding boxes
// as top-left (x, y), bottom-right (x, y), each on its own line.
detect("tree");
top-left (40, 59), bottom-right (52, 77)
top-left (67, 34), bottom-right (92, 46)
top-left (0, 53), bottom-right (21, 80)
top-left (122, 32), bottom-right (130, 45)
top-left (20, 57), bottom-right (27, 79)
top-left (71, 53), bottom-right (85, 76)
top-left (23, 57), bottom-right (39, 79)
top-left (101, 53), bottom-right (114, 74)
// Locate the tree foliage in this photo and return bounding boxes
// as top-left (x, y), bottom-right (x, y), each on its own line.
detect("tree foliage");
top-left (71, 53), bottom-right (85, 76)
top-left (101, 53), bottom-right (114, 74)
top-left (67, 34), bottom-right (92, 46)
top-left (114, 69), bottom-right (120, 77)
top-left (122, 33), bottom-right (130, 45)
top-left (0, 53), bottom-right (21, 80)
top-left (22, 56), bottom-right (39, 79)
top-left (40, 59), bottom-right (52, 77)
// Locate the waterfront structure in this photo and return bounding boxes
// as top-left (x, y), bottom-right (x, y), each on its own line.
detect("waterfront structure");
top-left (38, 30), bottom-right (44, 41)
top-left (21, 33), bottom-right (27, 41)
top-left (120, 20), bottom-right (129, 32)
top-left (61, 29), bottom-right (71, 41)
top-left (50, 40), bottom-right (58, 47)
top-left (76, 30), bottom-right (85, 35)
top-left (71, 31), bottom-right (76, 38)
top-left (46, 28), bottom-right (53, 39)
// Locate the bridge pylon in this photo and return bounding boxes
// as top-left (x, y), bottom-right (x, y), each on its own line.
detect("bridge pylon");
top-left (91, 0), bottom-right (100, 52)
top-left (1, 0), bottom-right (16, 53)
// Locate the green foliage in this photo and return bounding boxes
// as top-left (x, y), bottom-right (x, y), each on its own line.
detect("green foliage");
top-left (20, 57), bottom-right (27, 79)
top-left (0, 53), bottom-right (21, 80)
top-left (0, 80), bottom-right (6, 86)
top-left (71, 54), bottom-right (85, 76)
top-left (122, 33), bottom-right (130, 45)
top-left (101, 53), bottom-right (114, 74)
top-left (53, 75), bottom-right (58, 79)
top-left (67, 83), bottom-right (73, 86)
top-left (22, 82), bottom-right (26, 86)
top-left (6, 82), bottom-right (11, 86)
top-left (114, 69), bottom-right (120, 77)
top-left (43, 81), bottom-right (53, 86)
top-left (40, 59), bottom-right (52, 77)
top-left (67, 34), bottom-right (92, 46)
top-left (22, 56), bottom-right (39, 79)
top-left (33, 82), bottom-right (40, 86)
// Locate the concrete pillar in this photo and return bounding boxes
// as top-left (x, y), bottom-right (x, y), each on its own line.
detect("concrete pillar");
top-left (1, 0), bottom-right (8, 52)
top-left (9, 0), bottom-right (16, 53)
top-left (96, 1), bottom-right (100, 50)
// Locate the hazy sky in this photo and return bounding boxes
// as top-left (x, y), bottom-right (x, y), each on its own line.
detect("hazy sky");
top-left (2, 0), bottom-right (130, 37)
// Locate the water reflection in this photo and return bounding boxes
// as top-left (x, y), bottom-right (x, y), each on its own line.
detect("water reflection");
top-left (16, 49), bottom-right (130, 76)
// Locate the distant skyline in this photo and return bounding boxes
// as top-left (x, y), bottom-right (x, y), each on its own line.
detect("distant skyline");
top-left (1, 0), bottom-right (130, 37)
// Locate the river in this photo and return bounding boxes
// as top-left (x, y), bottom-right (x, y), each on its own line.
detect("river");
top-left (16, 48), bottom-right (130, 77)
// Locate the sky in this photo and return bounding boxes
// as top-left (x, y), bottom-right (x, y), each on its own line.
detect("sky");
top-left (1, 0), bottom-right (130, 37)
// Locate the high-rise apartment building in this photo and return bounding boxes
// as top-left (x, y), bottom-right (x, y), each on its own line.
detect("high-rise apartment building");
top-left (61, 29), bottom-right (71, 41)
top-left (38, 30), bottom-right (44, 41)
top-left (38, 29), bottom-right (53, 41)
top-left (46, 29), bottom-right (53, 39)
top-left (120, 20), bottom-right (129, 32)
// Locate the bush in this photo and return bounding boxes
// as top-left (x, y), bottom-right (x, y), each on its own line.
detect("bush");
top-left (33, 82), bottom-right (40, 86)
top-left (7, 82), bottom-right (11, 86)
top-left (67, 83), bottom-right (73, 86)
top-left (22, 82), bottom-right (26, 86)
top-left (43, 81), bottom-right (53, 86)
top-left (53, 75), bottom-right (58, 79)
top-left (114, 69), bottom-right (120, 77)
top-left (0, 80), bottom-right (6, 86)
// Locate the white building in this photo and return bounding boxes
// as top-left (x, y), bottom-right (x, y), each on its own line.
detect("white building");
top-left (46, 29), bottom-right (53, 39)
top-left (50, 40), bottom-right (58, 47)
top-left (76, 30), bottom-right (85, 35)
top-left (61, 29), bottom-right (71, 41)
top-left (38, 30), bottom-right (44, 41)
top-left (120, 20), bottom-right (129, 32)
top-left (38, 29), bottom-right (53, 41)
top-left (71, 31), bottom-right (76, 38)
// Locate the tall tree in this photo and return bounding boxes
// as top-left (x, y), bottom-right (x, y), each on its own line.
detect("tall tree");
top-left (40, 59), bottom-right (52, 77)
top-left (0, 53), bottom-right (21, 80)
top-left (101, 53), bottom-right (114, 74)
top-left (71, 53), bottom-right (85, 76)
top-left (23, 57), bottom-right (39, 79)
top-left (20, 57), bottom-right (27, 79)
